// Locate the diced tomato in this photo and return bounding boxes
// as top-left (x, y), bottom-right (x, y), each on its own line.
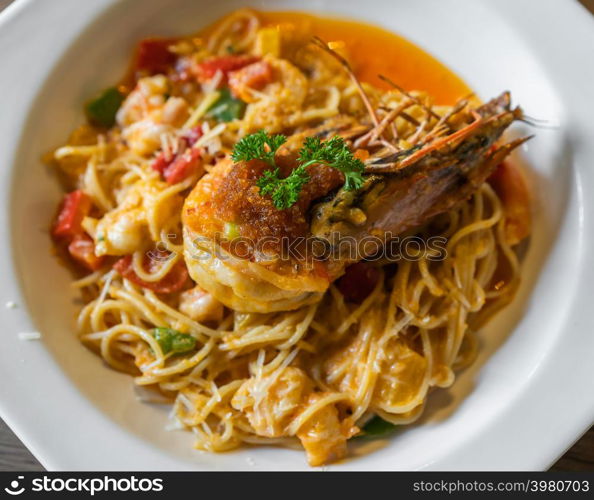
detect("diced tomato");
top-left (52, 190), bottom-right (92, 240)
top-left (151, 151), bottom-right (171, 176)
top-left (181, 124), bottom-right (203, 147)
top-left (336, 262), bottom-right (381, 304)
top-left (135, 38), bottom-right (177, 75)
top-left (152, 146), bottom-right (203, 185)
top-left (195, 55), bottom-right (260, 84)
top-left (164, 147), bottom-right (203, 185)
top-left (228, 60), bottom-right (273, 102)
top-left (113, 255), bottom-right (189, 294)
top-left (53, 190), bottom-right (103, 270)
top-left (488, 160), bottom-right (531, 245)
top-left (151, 125), bottom-right (203, 179)
top-left (67, 234), bottom-right (105, 271)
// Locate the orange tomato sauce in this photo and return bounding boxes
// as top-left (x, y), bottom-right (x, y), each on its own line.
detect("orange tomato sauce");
top-left (126, 10), bottom-right (471, 105)
top-left (259, 11), bottom-right (471, 105)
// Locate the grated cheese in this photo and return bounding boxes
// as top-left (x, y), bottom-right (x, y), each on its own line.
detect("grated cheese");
top-left (17, 331), bottom-right (42, 341)
top-left (194, 123), bottom-right (226, 149)
top-left (183, 91), bottom-right (221, 129)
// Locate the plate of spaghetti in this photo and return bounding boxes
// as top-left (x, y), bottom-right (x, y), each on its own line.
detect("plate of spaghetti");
top-left (1, 0), bottom-right (594, 471)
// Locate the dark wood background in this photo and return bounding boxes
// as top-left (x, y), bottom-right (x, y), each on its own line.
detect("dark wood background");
top-left (0, 0), bottom-right (592, 471)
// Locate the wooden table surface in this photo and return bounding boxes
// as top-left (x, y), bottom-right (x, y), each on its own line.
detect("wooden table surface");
top-left (0, 0), bottom-right (593, 472)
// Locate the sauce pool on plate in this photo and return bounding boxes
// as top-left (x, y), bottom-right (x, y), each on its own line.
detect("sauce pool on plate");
top-left (236, 11), bottom-right (471, 105)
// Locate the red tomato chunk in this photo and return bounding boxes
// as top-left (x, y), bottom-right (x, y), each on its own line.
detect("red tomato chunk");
top-left (52, 190), bottom-right (92, 240)
top-left (229, 61), bottom-right (273, 102)
top-left (135, 38), bottom-right (177, 75)
top-left (113, 255), bottom-right (189, 294)
top-left (68, 234), bottom-right (105, 271)
top-left (152, 146), bottom-right (203, 185)
top-left (488, 161), bottom-right (531, 245)
top-left (195, 55), bottom-right (260, 83)
top-left (53, 190), bottom-right (105, 271)
top-left (336, 262), bottom-right (381, 304)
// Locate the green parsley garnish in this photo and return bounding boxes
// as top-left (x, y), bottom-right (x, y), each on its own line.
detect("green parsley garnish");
top-left (231, 129), bottom-right (287, 166)
top-left (206, 88), bottom-right (245, 122)
top-left (257, 165), bottom-right (310, 210)
top-left (353, 415), bottom-right (398, 440)
top-left (85, 87), bottom-right (125, 128)
top-left (231, 130), bottom-right (365, 209)
top-left (151, 327), bottom-right (196, 355)
top-left (358, 416), bottom-right (397, 437)
top-left (299, 136), bottom-right (365, 191)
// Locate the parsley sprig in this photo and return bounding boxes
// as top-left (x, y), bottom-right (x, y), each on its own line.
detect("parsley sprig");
top-left (257, 165), bottom-right (310, 209)
top-left (298, 136), bottom-right (365, 191)
top-left (231, 129), bottom-right (287, 166)
top-left (231, 131), bottom-right (365, 209)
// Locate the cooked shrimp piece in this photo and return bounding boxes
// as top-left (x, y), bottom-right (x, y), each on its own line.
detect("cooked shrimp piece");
top-left (116, 75), bottom-right (169, 127)
top-left (231, 366), bottom-right (354, 465)
top-left (123, 121), bottom-right (174, 157)
top-left (182, 93), bottom-right (525, 312)
top-left (96, 209), bottom-right (147, 256)
top-left (161, 96), bottom-right (190, 126)
top-left (311, 93), bottom-right (529, 259)
top-left (231, 367), bottom-right (312, 437)
top-left (296, 393), bottom-right (357, 466)
top-left (182, 155), bottom-right (341, 312)
top-left (96, 179), bottom-right (183, 256)
top-left (240, 56), bottom-right (308, 133)
top-left (117, 75), bottom-right (179, 156)
top-left (371, 340), bottom-right (429, 414)
top-left (179, 286), bottom-right (224, 323)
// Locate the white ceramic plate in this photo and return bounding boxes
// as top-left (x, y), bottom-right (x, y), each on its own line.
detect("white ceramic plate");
top-left (1, 0), bottom-right (593, 471)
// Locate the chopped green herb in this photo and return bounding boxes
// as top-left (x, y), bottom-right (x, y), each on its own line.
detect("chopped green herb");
top-left (231, 129), bottom-right (287, 166)
top-left (256, 165), bottom-right (310, 210)
top-left (85, 87), bottom-right (125, 128)
top-left (230, 130), bottom-right (365, 209)
top-left (170, 332), bottom-right (196, 353)
top-left (151, 327), bottom-right (196, 355)
top-left (298, 136), bottom-right (365, 191)
top-left (223, 221), bottom-right (240, 240)
top-left (206, 88), bottom-right (245, 122)
top-left (360, 416), bottom-right (397, 437)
